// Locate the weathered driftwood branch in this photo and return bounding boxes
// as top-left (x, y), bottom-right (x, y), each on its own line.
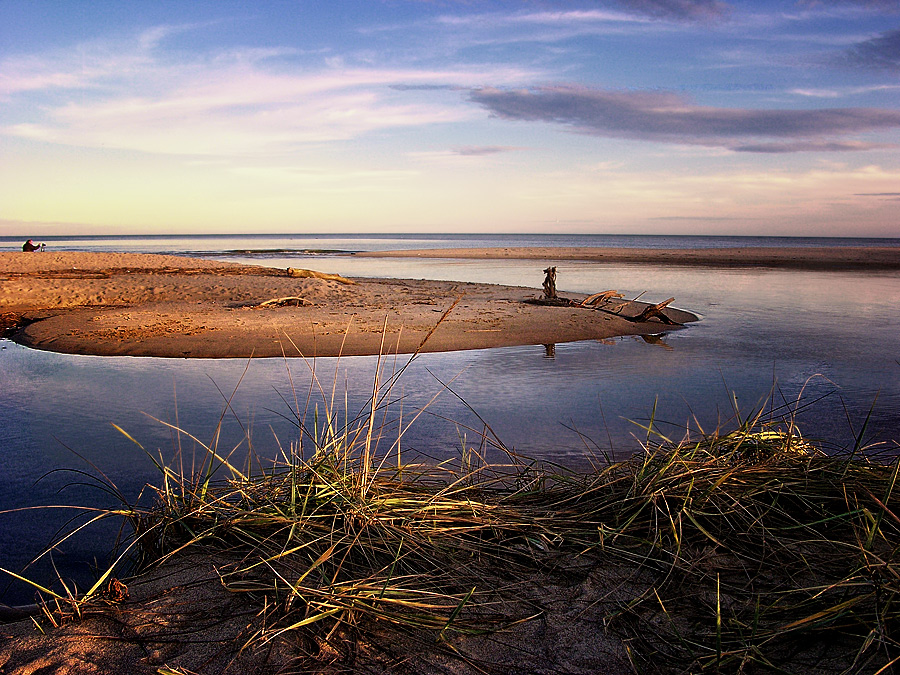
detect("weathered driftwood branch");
top-left (0, 603), bottom-right (43, 622)
top-left (286, 268), bottom-right (355, 284)
top-left (542, 266), bottom-right (558, 300)
top-left (627, 297), bottom-right (681, 325)
top-left (579, 290), bottom-right (623, 307)
top-left (0, 578), bottom-right (129, 623)
top-left (256, 296), bottom-right (311, 307)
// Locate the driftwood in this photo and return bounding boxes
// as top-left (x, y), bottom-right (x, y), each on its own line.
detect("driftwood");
top-left (0, 603), bottom-right (42, 622)
top-left (579, 290), bottom-right (623, 307)
top-left (286, 268), bottom-right (355, 285)
top-left (255, 296), bottom-right (312, 307)
top-left (542, 266), bottom-right (558, 300)
top-left (0, 578), bottom-right (129, 623)
top-left (626, 297), bottom-right (681, 325)
top-left (526, 266), bottom-right (571, 305)
top-left (529, 268), bottom-right (681, 327)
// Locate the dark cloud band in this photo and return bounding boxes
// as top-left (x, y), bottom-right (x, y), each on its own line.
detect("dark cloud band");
top-left (470, 85), bottom-right (900, 153)
top-left (844, 28), bottom-right (900, 70)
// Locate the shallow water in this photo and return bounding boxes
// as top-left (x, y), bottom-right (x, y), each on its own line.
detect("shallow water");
top-left (1, 244), bottom-right (899, 605)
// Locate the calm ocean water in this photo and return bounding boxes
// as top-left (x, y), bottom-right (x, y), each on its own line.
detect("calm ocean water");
top-left (2, 232), bottom-right (898, 256)
top-left (1, 233), bottom-right (899, 604)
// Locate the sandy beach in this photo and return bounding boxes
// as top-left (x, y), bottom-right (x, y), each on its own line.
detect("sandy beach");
top-left (1, 251), bottom-right (697, 358)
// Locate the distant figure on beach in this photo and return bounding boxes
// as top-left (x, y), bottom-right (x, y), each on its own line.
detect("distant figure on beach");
top-left (22, 239), bottom-right (44, 252)
top-left (542, 266), bottom-right (557, 300)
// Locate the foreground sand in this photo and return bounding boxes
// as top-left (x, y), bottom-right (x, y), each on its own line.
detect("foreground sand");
top-left (0, 552), bottom-right (636, 674)
top-left (0, 251), bottom-right (696, 358)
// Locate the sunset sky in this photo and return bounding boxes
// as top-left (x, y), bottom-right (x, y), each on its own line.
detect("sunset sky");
top-left (2, 1), bottom-right (899, 237)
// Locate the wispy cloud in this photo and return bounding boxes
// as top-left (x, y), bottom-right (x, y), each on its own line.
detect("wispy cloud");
top-left (4, 88), bottom-right (469, 155)
top-left (452, 145), bottom-right (519, 156)
top-left (0, 24), bottom-right (198, 97)
top-left (415, 3), bottom-right (719, 53)
top-left (791, 88), bottom-right (844, 98)
top-left (406, 146), bottom-right (522, 165)
top-left (0, 28), bottom-right (536, 156)
top-left (854, 191), bottom-right (900, 199)
top-left (616, 0), bottom-right (730, 21)
top-left (732, 140), bottom-right (891, 153)
top-left (435, 9), bottom-right (650, 28)
top-left (390, 84), bottom-right (459, 92)
top-left (470, 85), bottom-right (900, 153)
top-left (789, 84), bottom-right (900, 98)
top-left (470, 2), bottom-right (731, 24)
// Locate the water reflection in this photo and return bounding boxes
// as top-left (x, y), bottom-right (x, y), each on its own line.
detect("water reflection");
top-left (639, 333), bottom-right (674, 351)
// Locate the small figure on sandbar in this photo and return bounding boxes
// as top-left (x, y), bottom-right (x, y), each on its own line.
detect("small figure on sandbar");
top-left (542, 266), bottom-right (557, 300)
top-left (22, 239), bottom-right (45, 252)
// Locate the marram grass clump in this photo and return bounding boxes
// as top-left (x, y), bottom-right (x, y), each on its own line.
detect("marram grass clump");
top-left (583, 422), bottom-right (900, 674)
top-left (126, 402), bottom-right (573, 648)
top-left (110, 395), bottom-right (900, 673)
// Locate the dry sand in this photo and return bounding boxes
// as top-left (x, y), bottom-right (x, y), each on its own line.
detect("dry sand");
top-left (0, 251), bottom-right (696, 358)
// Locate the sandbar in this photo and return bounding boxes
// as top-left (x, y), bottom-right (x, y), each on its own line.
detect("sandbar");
top-left (0, 251), bottom-right (696, 358)
top-left (357, 245), bottom-right (900, 269)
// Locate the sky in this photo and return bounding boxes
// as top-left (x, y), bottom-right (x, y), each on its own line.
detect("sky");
top-left (1, 0), bottom-right (899, 237)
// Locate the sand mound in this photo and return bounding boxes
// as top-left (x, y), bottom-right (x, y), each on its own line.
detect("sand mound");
top-left (1, 252), bottom-right (697, 358)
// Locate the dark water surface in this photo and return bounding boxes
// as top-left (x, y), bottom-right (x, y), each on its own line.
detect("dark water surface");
top-left (1, 235), bottom-right (898, 605)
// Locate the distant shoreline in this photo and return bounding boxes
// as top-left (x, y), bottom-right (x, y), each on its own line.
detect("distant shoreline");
top-left (356, 246), bottom-right (900, 270)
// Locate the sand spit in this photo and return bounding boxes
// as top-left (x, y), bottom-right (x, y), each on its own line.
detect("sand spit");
top-left (357, 245), bottom-right (900, 270)
top-left (0, 252), bottom-right (696, 358)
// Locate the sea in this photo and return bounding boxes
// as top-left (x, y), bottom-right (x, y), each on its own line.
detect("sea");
top-left (1, 232), bottom-right (899, 605)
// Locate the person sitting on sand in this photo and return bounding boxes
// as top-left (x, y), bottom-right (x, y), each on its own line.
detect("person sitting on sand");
top-left (22, 239), bottom-right (43, 252)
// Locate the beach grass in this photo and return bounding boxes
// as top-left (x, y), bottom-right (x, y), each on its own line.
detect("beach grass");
top-left (4, 359), bottom-right (899, 673)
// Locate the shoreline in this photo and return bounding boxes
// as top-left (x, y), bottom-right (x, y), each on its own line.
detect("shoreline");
top-left (356, 245), bottom-right (900, 270)
top-left (3, 244), bottom-right (889, 358)
top-left (1, 251), bottom-right (697, 358)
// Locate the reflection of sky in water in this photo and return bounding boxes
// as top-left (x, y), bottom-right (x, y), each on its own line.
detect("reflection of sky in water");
top-left (1, 259), bottom-right (898, 604)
